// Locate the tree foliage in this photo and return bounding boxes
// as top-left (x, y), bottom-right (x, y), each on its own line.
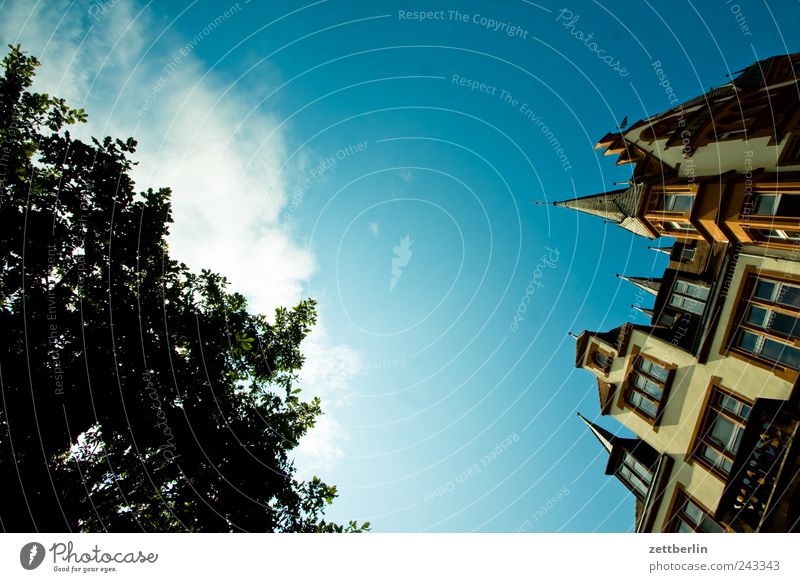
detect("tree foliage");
top-left (0, 45), bottom-right (368, 532)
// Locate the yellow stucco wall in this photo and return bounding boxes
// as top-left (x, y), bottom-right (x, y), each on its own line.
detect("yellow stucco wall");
top-left (581, 250), bottom-right (799, 530)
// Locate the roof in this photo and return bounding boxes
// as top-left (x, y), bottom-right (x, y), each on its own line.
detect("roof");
top-left (574, 323), bottom-right (635, 367)
top-left (577, 413), bottom-right (618, 453)
top-left (592, 54), bottom-right (800, 174)
top-left (672, 57), bottom-right (767, 112)
top-left (553, 184), bottom-right (656, 238)
top-left (617, 275), bottom-right (661, 296)
top-left (597, 378), bottom-right (616, 414)
top-left (649, 245), bottom-right (672, 256)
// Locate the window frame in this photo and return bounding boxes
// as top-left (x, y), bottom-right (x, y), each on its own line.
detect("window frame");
top-left (622, 352), bottom-right (675, 425)
top-left (665, 488), bottom-right (726, 533)
top-left (690, 385), bottom-right (752, 480)
top-left (669, 278), bottom-right (710, 316)
top-left (673, 241), bottom-right (697, 262)
top-left (662, 193), bottom-right (695, 213)
top-left (750, 227), bottom-right (800, 243)
top-left (654, 220), bottom-right (702, 239)
top-left (726, 274), bottom-right (800, 372)
top-left (587, 343), bottom-right (614, 376)
top-left (750, 191), bottom-right (800, 218)
top-left (617, 451), bottom-right (654, 500)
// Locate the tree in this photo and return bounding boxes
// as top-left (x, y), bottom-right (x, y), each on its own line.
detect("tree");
top-left (0, 45), bottom-right (368, 533)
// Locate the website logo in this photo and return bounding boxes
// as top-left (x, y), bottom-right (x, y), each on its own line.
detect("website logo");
top-left (20, 542), bottom-right (46, 570)
top-left (390, 235), bottom-right (413, 292)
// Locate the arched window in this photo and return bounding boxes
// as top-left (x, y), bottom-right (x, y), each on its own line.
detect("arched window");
top-left (593, 351), bottom-right (611, 370)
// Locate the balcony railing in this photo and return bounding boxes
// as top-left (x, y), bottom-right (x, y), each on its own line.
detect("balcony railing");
top-left (716, 399), bottom-right (799, 532)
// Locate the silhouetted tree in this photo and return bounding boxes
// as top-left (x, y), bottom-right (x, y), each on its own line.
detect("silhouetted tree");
top-left (0, 45), bottom-right (367, 533)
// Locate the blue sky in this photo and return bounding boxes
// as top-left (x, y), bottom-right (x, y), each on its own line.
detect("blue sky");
top-left (3, 0), bottom-right (799, 532)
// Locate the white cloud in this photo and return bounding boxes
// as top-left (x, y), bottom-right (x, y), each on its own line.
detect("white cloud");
top-left (299, 324), bottom-right (363, 408)
top-left (0, 1), bottom-right (309, 314)
top-left (291, 322), bottom-right (362, 478)
top-left (1, 0), bottom-right (357, 477)
top-left (293, 414), bottom-right (347, 481)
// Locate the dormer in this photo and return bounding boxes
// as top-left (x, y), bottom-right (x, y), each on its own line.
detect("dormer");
top-left (577, 413), bottom-right (661, 501)
top-left (574, 324), bottom-right (634, 382)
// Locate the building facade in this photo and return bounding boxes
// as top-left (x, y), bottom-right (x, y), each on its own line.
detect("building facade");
top-left (561, 53), bottom-right (800, 532)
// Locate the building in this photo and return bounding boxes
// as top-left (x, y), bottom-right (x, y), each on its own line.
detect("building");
top-left (555, 52), bottom-right (800, 250)
top-left (559, 53), bottom-right (800, 532)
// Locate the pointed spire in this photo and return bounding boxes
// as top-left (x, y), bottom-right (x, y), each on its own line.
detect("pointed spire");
top-left (577, 413), bottom-right (618, 454)
top-left (553, 184), bottom-right (654, 238)
top-left (631, 304), bottom-right (654, 319)
top-left (648, 245), bottom-right (672, 256)
top-left (616, 274), bottom-right (661, 296)
top-left (553, 187), bottom-right (631, 223)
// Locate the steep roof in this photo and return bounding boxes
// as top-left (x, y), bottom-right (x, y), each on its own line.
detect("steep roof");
top-left (631, 304), bottom-right (654, 319)
top-left (553, 184), bottom-right (655, 238)
top-left (649, 245), bottom-right (672, 256)
top-left (577, 413), bottom-right (619, 454)
top-left (617, 274), bottom-right (661, 296)
top-left (597, 378), bottom-right (616, 414)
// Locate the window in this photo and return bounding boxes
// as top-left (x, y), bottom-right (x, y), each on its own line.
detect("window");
top-left (658, 313), bottom-right (677, 327)
top-left (617, 451), bottom-right (653, 499)
top-left (669, 279), bottom-right (709, 315)
top-left (752, 228), bottom-right (800, 243)
top-left (663, 194), bottom-right (695, 213)
top-left (731, 276), bottom-right (800, 369)
top-left (666, 221), bottom-right (697, 233)
top-left (751, 192), bottom-right (800, 217)
top-left (625, 355), bottom-right (671, 420)
top-left (717, 129), bottom-right (748, 140)
top-left (668, 491), bottom-right (725, 533)
top-left (593, 352), bottom-right (611, 370)
top-left (692, 388), bottom-right (751, 477)
top-left (588, 344), bottom-right (613, 374)
top-left (674, 241), bottom-right (696, 262)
